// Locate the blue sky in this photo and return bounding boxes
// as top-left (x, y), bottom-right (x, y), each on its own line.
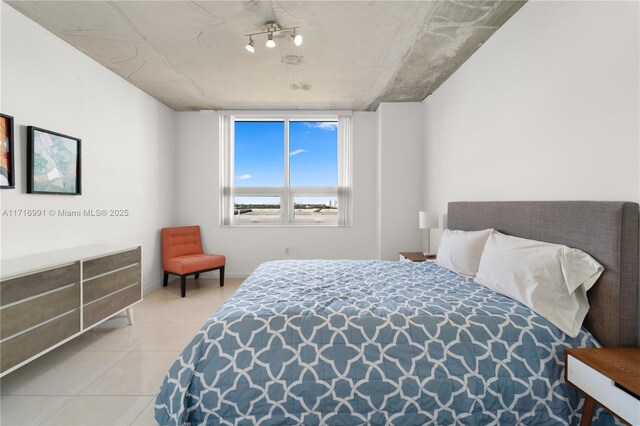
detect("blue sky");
top-left (234, 121), bottom-right (338, 205)
top-left (235, 121), bottom-right (284, 187)
top-left (289, 121), bottom-right (338, 186)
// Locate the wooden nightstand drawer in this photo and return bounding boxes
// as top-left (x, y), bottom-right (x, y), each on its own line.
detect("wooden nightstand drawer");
top-left (566, 350), bottom-right (640, 425)
top-left (567, 355), bottom-right (640, 424)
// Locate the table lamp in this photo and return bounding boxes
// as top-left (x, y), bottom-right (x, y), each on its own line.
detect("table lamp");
top-left (419, 211), bottom-right (440, 256)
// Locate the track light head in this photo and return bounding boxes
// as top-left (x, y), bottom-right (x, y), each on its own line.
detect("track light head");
top-left (245, 37), bottom-right (255, 53)
top-left (266, 32), bottom-right (276, 48)
top-left (292, 29), bottom-right (303, 46)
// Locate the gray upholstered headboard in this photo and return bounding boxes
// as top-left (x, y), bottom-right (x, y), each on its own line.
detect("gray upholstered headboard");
top-left (447, 201), bottom-right (638, 348)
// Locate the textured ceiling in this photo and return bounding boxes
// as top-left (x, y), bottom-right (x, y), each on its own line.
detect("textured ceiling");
top-left (7, 1), bottom-right (526, 111)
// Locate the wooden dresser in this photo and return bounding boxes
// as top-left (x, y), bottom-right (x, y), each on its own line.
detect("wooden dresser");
top-left (0, 244), bottom-right (142, 377)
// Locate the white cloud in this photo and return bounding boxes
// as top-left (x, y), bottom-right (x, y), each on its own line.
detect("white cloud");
top-left (237, 174), bottom-right (252, 180)
top-left (303, 122), bottom-right (338, 131)
top-left (289, 149), bottom-right (307, 156)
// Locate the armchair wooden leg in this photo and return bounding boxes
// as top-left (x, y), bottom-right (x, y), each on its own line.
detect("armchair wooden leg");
top-left (220, 266), bottom-right (225, 287)
top-left (163, 272), bottom-right (168, 287)
top-left (195, 273), bottom-right (200, 280)
top-left (180, 276), bottom-right (187, 298)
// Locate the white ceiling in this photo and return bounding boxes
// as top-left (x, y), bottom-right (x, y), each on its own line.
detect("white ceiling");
top-left (7, 1), bottom-right (525, 111)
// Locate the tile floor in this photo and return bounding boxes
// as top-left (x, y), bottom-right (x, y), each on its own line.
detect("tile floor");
top-left (0, 277), bottom-right (243, 425)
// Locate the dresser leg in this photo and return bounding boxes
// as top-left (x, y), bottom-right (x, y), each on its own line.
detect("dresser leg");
top-left (580, 396), bottom-right (595, 426)
top-left (126, 308), bottom-right (134, 325)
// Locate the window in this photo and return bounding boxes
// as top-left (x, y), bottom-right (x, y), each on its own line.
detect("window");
top-left (220, 114), bottom-right (352, 226)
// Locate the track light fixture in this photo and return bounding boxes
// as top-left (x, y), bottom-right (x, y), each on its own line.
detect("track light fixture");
top-left (244, 22), bottom-right (302, 53)
top-left (245, 36), bottom-right (255, 53)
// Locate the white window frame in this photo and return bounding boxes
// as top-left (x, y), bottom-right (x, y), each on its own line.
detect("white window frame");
top-left (220, 112), bottom-right (352, 226)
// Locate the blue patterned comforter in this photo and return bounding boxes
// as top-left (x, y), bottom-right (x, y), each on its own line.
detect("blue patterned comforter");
top-left (155, 260), bottom-right (612, 425)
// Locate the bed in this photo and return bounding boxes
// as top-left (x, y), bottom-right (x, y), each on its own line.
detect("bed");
top-left (155, 201), bottom-right (638, 425)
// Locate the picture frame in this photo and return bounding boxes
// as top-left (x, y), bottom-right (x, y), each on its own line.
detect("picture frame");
top-left (0, 113), bottom-right (15, 189)
top-left (27, 126), bottom-right (81, 195)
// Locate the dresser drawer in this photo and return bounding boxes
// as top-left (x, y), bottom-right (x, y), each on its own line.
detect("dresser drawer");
top-left (0, 309), bottom-right (80, 372)
top-left (0, 262), bottom-right (80, 306)
top-left (1, 283), bottom-right (80, 340)
top-left (83, 283), bottom-right (141, 328)
top-left (83, 263), bottom-right (141, 304)
top-left (567, 354), bottom-right (640, 425)
top-left (83, 247), bottom-right (141, 280)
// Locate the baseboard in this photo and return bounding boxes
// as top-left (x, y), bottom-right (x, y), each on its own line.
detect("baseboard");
top-left (225, 273), bottom-right (249, 279)
top-left (143, 279), bottom-right (163, 295)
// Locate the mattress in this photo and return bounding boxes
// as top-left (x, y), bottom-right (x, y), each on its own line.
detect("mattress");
top-left (155, 260), bottom-right (615, 425)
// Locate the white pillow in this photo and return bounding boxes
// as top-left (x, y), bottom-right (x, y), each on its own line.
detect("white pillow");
top-left (474, 232), bottom-right (604, 337)
top-left (436, 229), bottom-right (494, 278)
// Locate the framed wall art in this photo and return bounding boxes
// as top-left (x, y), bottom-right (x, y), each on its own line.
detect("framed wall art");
top-left (27, 126), bottom-right (81, 195)
top-left (0, 113), bottom-right (15, 189)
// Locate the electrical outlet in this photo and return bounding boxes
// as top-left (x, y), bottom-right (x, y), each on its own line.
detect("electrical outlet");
top-left (285, 247), bottom-right (290, 255)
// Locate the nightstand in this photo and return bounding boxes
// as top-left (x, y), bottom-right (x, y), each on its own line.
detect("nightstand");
top-left (399, 252), bottom-right (436, 262)
top-left (565, 348), bottom-right (640, 426)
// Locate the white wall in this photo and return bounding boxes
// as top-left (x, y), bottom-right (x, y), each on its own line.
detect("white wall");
top-left (174, 111), bottom-right (380, 277)
top-left (0, 4), bottom-right (176, 291)
top-left (378, 103), bottom-right (424, 259)
top-left (424, 0), bottom-right (640, 245)
top-left (423, 1), bottom-right (640, 342)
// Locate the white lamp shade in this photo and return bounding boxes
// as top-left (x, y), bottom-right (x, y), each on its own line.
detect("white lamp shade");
top-left (266, 33), bottom-right (276, 48)
top-left (419, 211), bottom-right (439, 229)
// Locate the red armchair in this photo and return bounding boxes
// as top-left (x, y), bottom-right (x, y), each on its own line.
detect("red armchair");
top-left (161, 226), bottom-right (225, 297)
